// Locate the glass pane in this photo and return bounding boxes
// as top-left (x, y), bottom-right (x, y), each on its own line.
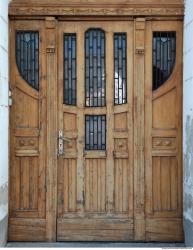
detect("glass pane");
top-left (114, 33), bottom-right (127, 105)
top-left (16, 31), bottom-right (39, 90)
top-left (153, 32), bottom-right (176, 91)
top-left (85, 29), bottom-right (106, 107)
top-left (64, 33), bottom-right (77, 105)
top-left (85, 115), bottom-right (106, 150)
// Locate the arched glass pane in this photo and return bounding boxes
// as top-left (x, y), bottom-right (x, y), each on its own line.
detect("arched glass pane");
top-left (85, 29), bottom-right (106, 107)
top-left (153, 32), bottom-right (176, 91)
top-left (16, 31), bottom-right (39, 90)
top-left (114, 33), bottom-right (127, 105)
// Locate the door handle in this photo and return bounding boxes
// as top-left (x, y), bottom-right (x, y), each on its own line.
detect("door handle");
top-left (58, 129), bottom-right (64, 156)
top-left (58, 130), bottom-right (71, 156)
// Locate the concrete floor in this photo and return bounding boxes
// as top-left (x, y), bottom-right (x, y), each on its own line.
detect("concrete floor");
top-left (6, 242), bottom-right (186, 248)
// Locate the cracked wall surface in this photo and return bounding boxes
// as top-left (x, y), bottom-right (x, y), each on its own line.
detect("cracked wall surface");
top-left (184, 0), bottom-right (193, 247)
top-left (0, 0), bottom-right (9, 247)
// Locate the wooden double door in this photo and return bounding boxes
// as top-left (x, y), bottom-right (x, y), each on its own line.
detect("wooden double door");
top-left (9, 19), bottom-right (183, 242)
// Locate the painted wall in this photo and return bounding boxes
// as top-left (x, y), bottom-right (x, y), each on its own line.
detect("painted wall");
top-left (0, 0), bottom-right (9, 247)
top-left (183, 0), bottom-right (193, 247)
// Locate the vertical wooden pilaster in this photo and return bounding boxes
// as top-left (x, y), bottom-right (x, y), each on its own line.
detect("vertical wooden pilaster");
top-left (134, 18), bottom-right (146, 241)
top-left (45, 17), bottom-right (58, 242)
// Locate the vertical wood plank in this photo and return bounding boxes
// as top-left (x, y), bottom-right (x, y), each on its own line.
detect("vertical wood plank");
top-left (106, 30), bottom-right (114, 212)
top-left (161, 157), bottom-right (171, 210)
top-left (153, 157), bottom-right (161, 211)
top-left (15, 157), bottom-right (21, 210)
top-left (97, 160), bottom-right (101, 211)
top-left (85, 159), bottom-right (90, 211)
top-left (29, 157), bottom-right (38, 210)
top-left (76, 26), bottom-right (84, 213)
top-left (45, 17), bottom-right (58, 242)
top-left (63, 160), bottom-right (69, 213)
top-left (93, 160), bottom-right (98, 211)
top-left (122, 159), bottom-right (128, 212)
top-left (101, 159), bottom-right (106, 212)
top-left (134, 18), bottom-right (145, 240)
top-left (171, 157), bottom-right (177, 210)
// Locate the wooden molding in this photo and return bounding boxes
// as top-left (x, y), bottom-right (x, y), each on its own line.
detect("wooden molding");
top-left (9, 7), bottom-right (184, 17)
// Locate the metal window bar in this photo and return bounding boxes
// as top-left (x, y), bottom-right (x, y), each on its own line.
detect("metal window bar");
top-left (153, 31), bottom-right (176, 91)
top-left (16, 31), bottom-right (39, 90)
top-left (64, 33), bottom-right (77, 105)
top-left (85, 29), bottom-right (106, 107)
top-left (85, 115), bottom-right (106, 150)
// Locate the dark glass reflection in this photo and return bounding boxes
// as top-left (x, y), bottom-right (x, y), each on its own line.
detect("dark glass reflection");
top-left (64, 33), bottom-right (77, 105)
top-left (153, 32), bottom-right (176, 91)
top-left (85, 29), bottom-right (106, 107)
top-left (85, 115), bottom-right (106, 150)
top-left (114, 33), bottom-right (127, 105)
top-left (16, 31), bottom-right (39, 90)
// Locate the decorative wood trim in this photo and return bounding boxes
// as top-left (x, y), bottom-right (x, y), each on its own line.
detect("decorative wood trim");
top-left (9, 5), bottom-right (184, 16)
top-left (134, 18), bottom-right (146, 241)
top-left (45, 16), bottom-right (58, 242)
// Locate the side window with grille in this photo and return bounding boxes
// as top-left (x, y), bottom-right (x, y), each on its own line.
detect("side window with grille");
top-left (16, 31), bottom-right (39, 90)
top-left (153, 32), bottom-right (176, 91)
top-left (85, 28), bottom-right (106, 107)
top-left (114, 33), bottom-right (127, 105)
top-left (64, 33), bottom-right (77, 105)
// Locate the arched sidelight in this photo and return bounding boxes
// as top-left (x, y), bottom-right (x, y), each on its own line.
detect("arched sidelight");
top-left (85, 28), bottom-right (106, 107)
top-left (16, 31), bottom-right (39, 90)
top-left (153, 32), bottom-right (176, 91)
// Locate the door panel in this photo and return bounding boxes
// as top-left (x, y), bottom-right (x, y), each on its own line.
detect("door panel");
top-left (9, 20), bottom-right (46, 241)
top-left (145, 21), bottom-right (183, 241)
top-left (57, 21), bottom-right (134, 241)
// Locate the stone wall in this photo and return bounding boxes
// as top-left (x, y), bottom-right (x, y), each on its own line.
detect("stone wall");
top-left (183, 0), bottom-right (193, 247)
top-left (0, 0), bottom-right (9, 247)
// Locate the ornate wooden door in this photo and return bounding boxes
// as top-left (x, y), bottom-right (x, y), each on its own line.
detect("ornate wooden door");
top-left (57, 21), bottom-right (134, 241)
top-left (8, 18), bottom-right (183, 242)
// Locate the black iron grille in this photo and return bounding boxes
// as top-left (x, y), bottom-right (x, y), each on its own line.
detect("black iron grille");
top-left (85, 29), bottom-right (106, 107)
top-left (16, 31), bottom-right (39, 90)
top-left (85, 115), bottom-right (106, 150)
top-left (153, 32), bottom-right (176, 91)
top-left (114, 33), bottom-right (127, 105)
top-left (64, 33), bottom-right (77, 105)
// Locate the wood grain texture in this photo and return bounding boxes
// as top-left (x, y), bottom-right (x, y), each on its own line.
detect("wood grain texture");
top-left (9, 20), bottom-right (46, 242)
top-left (9, 13), bottom-right (183, 242)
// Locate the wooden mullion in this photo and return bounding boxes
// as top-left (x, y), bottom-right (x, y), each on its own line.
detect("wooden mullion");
top-left (45, 17), bottom-right (58, 242)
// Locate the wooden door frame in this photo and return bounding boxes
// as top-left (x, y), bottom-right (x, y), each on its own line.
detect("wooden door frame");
top-left (9, 0), bottom-right (184, 242)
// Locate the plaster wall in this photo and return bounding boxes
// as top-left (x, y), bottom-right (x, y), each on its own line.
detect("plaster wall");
top-left (0, 0), bottom-right (9, 247)
top-left (183, 0), bottom-right (193, 247)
